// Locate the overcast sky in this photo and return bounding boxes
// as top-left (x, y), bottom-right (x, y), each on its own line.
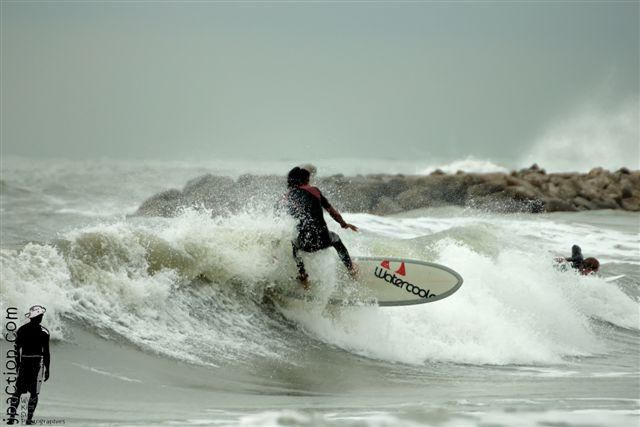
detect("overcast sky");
top-left (1, 1), bottom-right (638, 163)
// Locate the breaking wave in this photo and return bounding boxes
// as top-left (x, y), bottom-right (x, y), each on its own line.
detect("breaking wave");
top-left (521, 100), bottom-right (640, 172)
top-left (1, 208), bottom-right (638, 368)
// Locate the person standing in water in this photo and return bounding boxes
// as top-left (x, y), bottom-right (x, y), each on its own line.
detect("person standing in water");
top-left (284, 166), bottom-right (358, 288)
top-left (7, 305), bottom-right (51, 425)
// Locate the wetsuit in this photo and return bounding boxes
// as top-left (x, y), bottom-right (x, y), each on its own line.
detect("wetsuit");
top-left (286, 185), bottom-right (353, 277)
top-left (8, 320), bottom-right (50, 424)
top-left (565, 245), bottom-right (584, 270)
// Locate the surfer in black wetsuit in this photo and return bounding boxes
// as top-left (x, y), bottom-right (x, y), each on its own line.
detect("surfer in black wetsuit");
top-left (7, 306), bottom-right (50, 425)
top-left (565, 245), bottom-right (585, 270)
top-left (555, 245), bottom-right (600, 275)
top-left (283, 166), bottom-right (358, 288)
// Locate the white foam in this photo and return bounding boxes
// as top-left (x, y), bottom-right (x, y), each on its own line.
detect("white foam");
top-left (1, 209), bottom-right (299, 365)
top-left (521, 100), bottom-right (640, 172)
top-left (200, 408), bottom-right (640, 427)
top-left (279, 213), bottom-right (639, 366)
top-left (280, 242), bottom-right (603, 365)
top-left (420, 157), bottom-right (509, 175)
top-left (1, 208), bottom-right (637, 367)
top-left (0, 244), bottom-right (73, 339)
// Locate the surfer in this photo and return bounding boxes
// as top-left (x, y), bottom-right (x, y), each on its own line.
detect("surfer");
top-left (7, 305), bottom-right (50, 425)
top-left (283, 166), bottom-right (358, 288)
top-left (564, 244), bottom-right (585, 270)
top-left (555, 245), bottom-right (600, 275)
top-left (580, 257), bottom-right (600, 275)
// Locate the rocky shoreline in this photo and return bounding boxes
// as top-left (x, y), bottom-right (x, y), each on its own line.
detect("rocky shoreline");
top-left (135, 165), bottom-right (640, 217)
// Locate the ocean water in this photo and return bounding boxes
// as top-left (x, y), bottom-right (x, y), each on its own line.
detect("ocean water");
top-left (1, 158), bottom-right (638, 426)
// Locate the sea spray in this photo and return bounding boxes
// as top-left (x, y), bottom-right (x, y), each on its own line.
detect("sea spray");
top-left (0, 244), bottom-right (72, 340)
top-left (522, 100), bottom-right (640, 172)
top-left (0, 208), bottom-right (637, 368)
top-left (0, 209), bottom-right (301, 365)
top-left (278, 239), bottom-right (618, 366)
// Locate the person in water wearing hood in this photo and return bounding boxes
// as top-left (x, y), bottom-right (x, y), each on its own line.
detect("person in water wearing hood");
top-left (565, 245), bottom-right (585, 270)
top-left (284, 166), bottom-right (358, 288)
top-left (557, 245), bottom-right (600, 275)
top-left (7, 305), bottom-right (51, 425)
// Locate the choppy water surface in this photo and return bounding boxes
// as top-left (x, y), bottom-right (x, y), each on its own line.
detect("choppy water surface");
top-left (1, 158), bottom-right (638, 426)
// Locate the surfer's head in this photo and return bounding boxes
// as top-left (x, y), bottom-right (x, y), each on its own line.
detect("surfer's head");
top-left (287, 167), bottom-right (310, 188)
top-left (582, 257), bottom-right (600, 275)
top-left (25, 305), bottom-right (46, 324)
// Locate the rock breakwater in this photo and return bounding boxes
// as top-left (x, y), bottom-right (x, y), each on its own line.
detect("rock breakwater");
top-left (134, 165), bottom-right (640, 217)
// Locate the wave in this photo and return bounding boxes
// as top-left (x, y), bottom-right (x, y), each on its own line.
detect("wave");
top-left (281, 237), bottom-right (638, 366)
top-left (1, 209), bottom-right (637, 368)
top-left (1, 210), bottom-right (303, 366)
top-left (419, 157), bottom-right (509, 175)
top-left (521, 100), bottom-right (640, 173)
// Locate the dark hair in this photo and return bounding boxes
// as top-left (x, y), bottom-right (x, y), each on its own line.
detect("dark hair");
top-left (583, 257), bottom-right (599, 271)
top-left (287, 167), bottom-right (310, 188)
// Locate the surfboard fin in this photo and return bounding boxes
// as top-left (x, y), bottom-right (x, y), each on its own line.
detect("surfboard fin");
top-left (395, 262), bottom-right (406, 276)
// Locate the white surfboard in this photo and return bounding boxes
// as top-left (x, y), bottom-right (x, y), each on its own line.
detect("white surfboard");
top-left (276, 256), bottom-right (463, 307)
top-left (604, 274), bottom-right (625, 283)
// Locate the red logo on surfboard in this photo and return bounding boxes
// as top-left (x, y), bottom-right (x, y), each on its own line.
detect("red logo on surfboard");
top-left (380, 260), bottom-right (406, 276)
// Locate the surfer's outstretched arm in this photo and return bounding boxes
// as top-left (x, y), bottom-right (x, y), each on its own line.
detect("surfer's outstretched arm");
top-left (326, 206), bottom-right (358, 232)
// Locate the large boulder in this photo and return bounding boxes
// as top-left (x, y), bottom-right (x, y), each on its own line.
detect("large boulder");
top-left (135, 189), bottom-right (184, 217)
top-left (573, 196), bottom-right (596, 210)
top-left (183, 174), bottom-right (237, 212)
top-left (372, 196), bottom-right (404, 215)
top-left (621, 196), bottom-right (640, 211)
top-left (543, 197), bottom-right (577, 212)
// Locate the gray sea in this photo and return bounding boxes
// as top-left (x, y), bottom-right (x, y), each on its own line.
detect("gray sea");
top-left (1, 157), bottom-right (638, 426)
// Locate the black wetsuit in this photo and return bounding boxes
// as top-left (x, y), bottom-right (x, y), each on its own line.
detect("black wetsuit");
top-left (566, 245), bottom-right (584, 270)
top-left (8, 320), bottom-right (50, 424)
top-left (286, 185), bottom-right (352, 276)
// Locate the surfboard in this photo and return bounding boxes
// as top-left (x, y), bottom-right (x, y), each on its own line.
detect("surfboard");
top-left (604, 274), bottom-right (625, 283)
top-left (276, 256), bottom-right (463, 307)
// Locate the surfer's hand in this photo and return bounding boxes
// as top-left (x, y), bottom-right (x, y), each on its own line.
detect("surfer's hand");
top-left (343, 223), bottom-right (358, 232)
top-left (44, 369), bottom-right (49, 382)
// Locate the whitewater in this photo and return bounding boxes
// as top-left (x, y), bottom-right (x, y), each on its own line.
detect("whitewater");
top-left (1, 157), bottom-right (638, 426)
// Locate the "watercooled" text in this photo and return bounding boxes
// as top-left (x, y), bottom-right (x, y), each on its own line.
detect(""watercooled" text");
top-left (373, 267), bottom-right (436, 299)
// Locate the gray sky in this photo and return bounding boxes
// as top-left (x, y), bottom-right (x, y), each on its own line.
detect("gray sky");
top-left (1, 1), bottom-right (638, 163)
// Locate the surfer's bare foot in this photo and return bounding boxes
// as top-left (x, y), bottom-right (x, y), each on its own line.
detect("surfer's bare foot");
top-left (297, 273), bottom-right (310, 290)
